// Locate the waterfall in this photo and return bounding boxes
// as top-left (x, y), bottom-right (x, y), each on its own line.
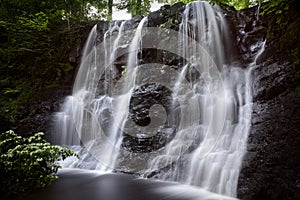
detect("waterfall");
top-left (52, 25), bottom-right (98, 146)
top-left (182, 2), bottom-right (248, 196)
top-left (52, 1), bottom-right (263, 198)
top-left (141, 2), bottom-right (253, 197)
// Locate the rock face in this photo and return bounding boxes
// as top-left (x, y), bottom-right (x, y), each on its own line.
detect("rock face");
top-left (238, 68), bottom-right (300, 199)
top-left (229, 4), bottom-right (300, 200)
top-left (16, 86), bottom-right (72, 137)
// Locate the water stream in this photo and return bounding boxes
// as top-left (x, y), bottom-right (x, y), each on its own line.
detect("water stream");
top-left (52, 1), bottom-right (265, 198)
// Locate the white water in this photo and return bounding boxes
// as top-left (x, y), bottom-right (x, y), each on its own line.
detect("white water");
top-left (140, 2), bottom-right (254, 197)
top-left (52, 1), bottom-right (264, 198)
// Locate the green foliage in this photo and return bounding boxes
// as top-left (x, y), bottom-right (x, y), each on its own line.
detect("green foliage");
top-left (209, 0), bottom-right (250, 10)
top-left (17, 12), bottom-right (50, 31)
top-left (261, 0), bottom-right (289, 15)
top-left (116, 0), bottom-right (152, 16)
top-left (208, 0), bottom-right (292, 11)
top-left (0, 130), bottom-right (78, 197)
top-left (170, 0), bottom-right (203, 5)
top-left (261, 0), bottom-right (299, 64)
top-left (116, 0), bottom-right (187, 16)
top-left (0, 0), bottom-right (99, 123)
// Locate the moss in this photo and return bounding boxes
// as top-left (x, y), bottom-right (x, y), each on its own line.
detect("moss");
top-left (264, 0), bottom-right (300, 65)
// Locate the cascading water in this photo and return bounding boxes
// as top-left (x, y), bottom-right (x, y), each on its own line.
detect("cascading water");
top-left (52, 24), bottom-right (98, 146)
top-left (141, 2), bottom-right (253, 197)
top-left (52, 1), bottom-right (264, 198)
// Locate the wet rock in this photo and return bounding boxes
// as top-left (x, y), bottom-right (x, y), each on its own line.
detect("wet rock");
top-left (252, 61), bottom-right (296, 101)
top-left (16, 86), bottom-right (72, 137)
top-left (148, 2), bottom-right (185, 28)
top-left (96, 21), bottom-right (110, 44)
top-left (238, 90), bottom-right (300, 200)
top-left (122, 83), bottom-right (179, 153)
top-left (224, 4), bottom-right (268, 64)
top-left (69, 24), bottom-right (96, 66)
top-left (235, 3), bottom-right (300, 199)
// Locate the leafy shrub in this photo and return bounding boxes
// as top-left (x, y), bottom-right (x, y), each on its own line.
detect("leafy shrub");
top-left (0, 130), bottom-right (78, 198)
